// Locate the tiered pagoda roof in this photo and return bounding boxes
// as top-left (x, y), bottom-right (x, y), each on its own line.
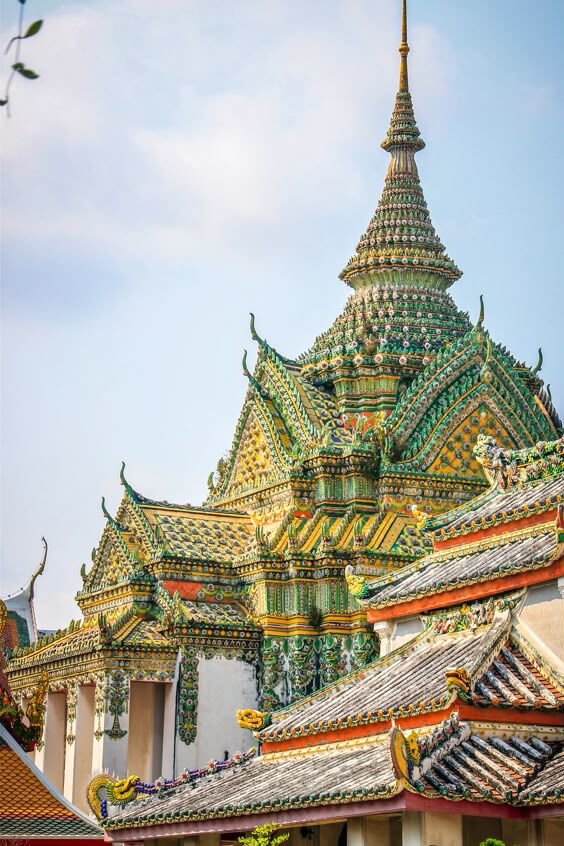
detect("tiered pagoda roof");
top-left (95, 600), bottom-right (564, 837)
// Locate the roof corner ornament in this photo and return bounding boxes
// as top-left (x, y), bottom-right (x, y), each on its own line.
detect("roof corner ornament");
top-left (29, 536), bottom-right (48, 601)
top-left (410, 503), bottom-right (430, 529)
top-left (101, 496), bottom-right (112, 521)
top-left (473, 434), bottom-right (518, 489)
top-left (344, 564), bottom-right (369, 599)
top-left (242, 349), bottom-right (252, 381)
top-left (236, 708), bottom-right (270, 731)
top-left (479, 336), bottom-right (493, 384)
top-left (475, 294), bottom-right (485, 330)
top-left (249, 312), bottom-right (261, 343)
top-left (445, 667), bottom-right (471, 697)
top-left (390, 721), bottom-right (420, 785)
top-left (532, 347), bottom-right (543, 376)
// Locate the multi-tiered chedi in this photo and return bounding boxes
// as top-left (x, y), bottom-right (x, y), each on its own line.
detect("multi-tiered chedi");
top-left (6, 0), bottom-right (561, 806)
top-left (207, 0), bottom-right (559, 641)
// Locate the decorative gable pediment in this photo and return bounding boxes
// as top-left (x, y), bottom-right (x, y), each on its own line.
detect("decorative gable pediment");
top-left (209, 386), bottom-right (297, 504)
top-left (384, 331), bottom-right (557, 476)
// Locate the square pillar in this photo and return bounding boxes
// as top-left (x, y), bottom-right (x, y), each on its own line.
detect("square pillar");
top-left (63, 684), bottom-right (79, 800)
top-left (161, 678), bottom-right (177, 779)
top-left (64, 684), bottom-right (95, 811)
top-left (41, 690), bottom-right (67, 792)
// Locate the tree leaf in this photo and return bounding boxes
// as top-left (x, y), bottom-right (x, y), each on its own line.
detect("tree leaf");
top-left (24, 20), bottom-right (43, 38)
top-left (12, 64), bottom-right (39, 79)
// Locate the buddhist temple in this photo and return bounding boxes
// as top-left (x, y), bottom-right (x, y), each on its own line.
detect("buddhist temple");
top-left (4, 1), bottom-right (562, 843)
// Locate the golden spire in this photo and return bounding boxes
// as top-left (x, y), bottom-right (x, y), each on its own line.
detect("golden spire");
top-left (399, 0), bottom-right (410, 92)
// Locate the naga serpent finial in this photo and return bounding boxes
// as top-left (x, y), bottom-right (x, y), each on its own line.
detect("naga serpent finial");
top-left (476, 294), bottom-right (485, 329)
top-left (29, 537), bottom-right (48, 601)
top-left (532, 347), bottom-right (543, 376)
top-left (249, 312), bottom-right (261, 342)
top-left (242, 349), bottom-right (252, 380)
top-left (101, 496), bottom-right (112, 521)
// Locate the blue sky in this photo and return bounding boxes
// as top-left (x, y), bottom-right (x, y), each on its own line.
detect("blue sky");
top-left (1, 0), bottom-right (562, 627)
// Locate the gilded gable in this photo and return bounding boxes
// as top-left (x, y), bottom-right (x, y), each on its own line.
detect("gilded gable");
top-left (429, 404), bottom-right (516, 477)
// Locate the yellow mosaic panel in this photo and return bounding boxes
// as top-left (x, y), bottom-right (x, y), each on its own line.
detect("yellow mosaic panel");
top-left (229, 415), bottom-right (275, 495)
top-left (429, 405), bottom-right (515, 477)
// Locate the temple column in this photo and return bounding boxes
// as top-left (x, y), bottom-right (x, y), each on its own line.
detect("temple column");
top-left (64, 684), bottom-right (96, 811)
top-left (40, 689), bottom-right (67, 791)
top-left (402, 812), bottom-right (423, 846)
top-left (373, 620), bottom-right (395, 656)
top-left (63, 683), bottom-right (79, 800)
top-left (161, 675), bottom-right (178, 778)
top-left (91, 671), bottom-right (130, 778)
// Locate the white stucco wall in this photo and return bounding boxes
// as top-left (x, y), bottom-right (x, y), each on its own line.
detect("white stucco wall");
top-left (173, 655), bottom-right (258, 776)
top-left (519, 580), bottom-right (564, 660)
top-left (390, 616), bottom-right (424, 652)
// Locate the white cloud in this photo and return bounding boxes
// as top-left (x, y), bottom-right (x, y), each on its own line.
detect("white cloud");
top-left (2, 0), bottom-right (454, 268)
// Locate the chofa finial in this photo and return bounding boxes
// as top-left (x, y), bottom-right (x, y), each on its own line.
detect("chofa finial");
top-left (242, 349), bottom-right (252, 380)
top-left (29, 537), bottom-right (48, 600)
top-left (476, 294), bottom-right (485, 329)
top-left (532, 347), bottom-right (543, 376)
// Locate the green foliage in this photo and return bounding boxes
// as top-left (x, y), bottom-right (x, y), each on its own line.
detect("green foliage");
top-left (2, 1), bottom-right (42, 114)
top-left (479, 839), bottom-right (506, 846)
top-left (239, 823), bottom-right (290, 846)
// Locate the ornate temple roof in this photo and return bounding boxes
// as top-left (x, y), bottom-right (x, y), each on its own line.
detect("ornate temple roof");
top-left (1, 538), bottom-right (47, 652)
top-left (356, 436), bottom-right (564, 611)
top-left (141, 504), bottom-right (252, 562)
top-left (258, 604), bottom-right (563, 743)
top-left (100, 710), bottom-right (564, 834)
top-left (0, 723), bottom-right (103, 842)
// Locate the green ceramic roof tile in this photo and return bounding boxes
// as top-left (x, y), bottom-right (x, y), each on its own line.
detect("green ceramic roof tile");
top-left (144, 507), bottom-right (252, 562)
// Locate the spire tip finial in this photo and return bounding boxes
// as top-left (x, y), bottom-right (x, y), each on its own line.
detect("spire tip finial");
top-left (399, 0), bottom-right (410, 92)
